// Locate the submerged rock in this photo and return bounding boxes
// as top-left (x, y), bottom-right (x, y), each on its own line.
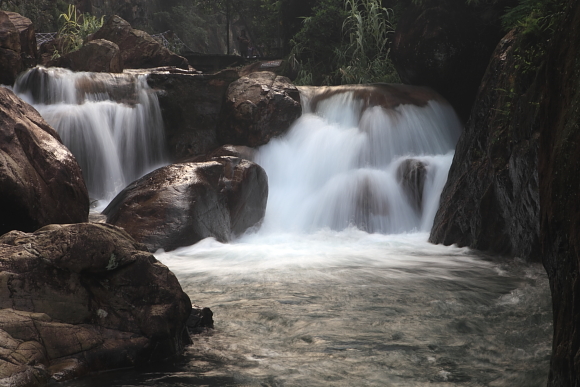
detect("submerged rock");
top-left (218, 71), bottom-right (301, 147)
top-left (0, 87), bottom-right (89, 235)
top-left (103, 156), bottom-right (268, 251)
top-left (397, 158), bottom-right (427, 214)
top-left (0, 223), bottom-right (192, 385)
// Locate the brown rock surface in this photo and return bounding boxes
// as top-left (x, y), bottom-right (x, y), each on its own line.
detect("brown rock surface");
top-left (0, 223), bottom-right (192, 385)
top-left (48, 39), bottom-right (123, 73)
top-left (0, 87), bottom-right (89, 235)
top-left (218, 71), bottom-right (301, 147)
top-left (103, 156), bottom-right (268, 251)
top-left (90, 15), bottom-right (188, 70)
top-left (4, 11), bottom-right (37, 69)
top-left (147, 69), bottom-right (240, 160)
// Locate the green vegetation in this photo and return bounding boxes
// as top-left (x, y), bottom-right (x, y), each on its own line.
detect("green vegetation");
top-left (0, 0), bottom-right (569, 86)
top-left (56, 4), bottom-right (104, 55)
top-left (291, 0), bottom-right (400, 85)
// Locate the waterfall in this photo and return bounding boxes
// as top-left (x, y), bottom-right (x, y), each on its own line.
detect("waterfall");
top-left (13, 66), bottom-right (167, 205)
top-left (255, 84), bottom-right (462, 234)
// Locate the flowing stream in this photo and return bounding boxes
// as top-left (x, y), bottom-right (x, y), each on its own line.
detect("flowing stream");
top-left (18, 73), bottom-right (551, 386)
top-left (14, 67), bottom-right (168, 207)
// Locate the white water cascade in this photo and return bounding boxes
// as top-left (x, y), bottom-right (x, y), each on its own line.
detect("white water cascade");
top-left (13, 66), bottom-right (167, 205)
top-left (38, 81), bottom-right (549, 387)
top-left (256, 85), bottom-right (461, 234)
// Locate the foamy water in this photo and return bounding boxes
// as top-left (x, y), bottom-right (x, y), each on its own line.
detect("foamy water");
top-left (13, 66), bottom-right (168, 207)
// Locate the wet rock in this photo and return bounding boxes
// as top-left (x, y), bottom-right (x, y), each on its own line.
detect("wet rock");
top-left (301, 83), bottom-right (444, 113)
top-left (48, 39), bottom-right (123, 73)
top-left (397, 159), bottom-right (427, 213)
top-left (0, 11), bottom-right (37, 85)
top-left (0, 87), bottom-right (89, 235)
top-left (184, 144), bottom-right (256, 163)
top-left (429, 28), bottom-right (541, 260)
top-left (103, 156), bottom-right (268, 251)
top-left (0, 223), bottom-right (192, 385)
top-left (391, 1), bottom-right (509, 121)
top-left (90, 15), bottom-right (188, 70)
top-left (537, 0), bottom-right (580, 384)
top-left (147, 69), bottom-right (240, 160)
top-left (218, 71), bottom-right (301, 147)
top-left (187, 305), bottom-right (214, 333)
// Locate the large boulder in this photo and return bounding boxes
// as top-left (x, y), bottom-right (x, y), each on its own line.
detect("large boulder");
top-left (103, 156), bottom-right (268, 251)
top-left (48, 39), bottom-right (123, 73)
top-left (4, 11), bottom-right (36, 69)
top-left (147, 69), bottom-right (240, 160)
top-left (429, 28), bottom-right (541, 260)
top-left (391, 1), bottom-right (511, 121)
top-left (90, 15), bottom-right (188, 70)
top-left (0, 87), bottom-right (89, 236)
top-left (0, 11), bottom-right (37, 85)
top-left (218, 71), bottom-right (301, 147)
top-left (0, 223), bottom-right (192, 385)
top-left (538, 0), bottom-right (580, 384)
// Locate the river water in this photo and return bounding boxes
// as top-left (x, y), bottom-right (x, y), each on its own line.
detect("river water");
top-left (13, 69), bottom-right (552, 386)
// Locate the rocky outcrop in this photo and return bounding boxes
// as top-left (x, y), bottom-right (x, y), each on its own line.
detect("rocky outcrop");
top-left (218, 71), bottom-right (301, 147)
top-left (0, 87), bottom-right (89, 236)
top-left (397, 158), bottom-right (427, 214)
top-left (48, 39), bottom-right (123, 73)
top-left (103, 156), bottom-right (268, 251)
top-left (299, 83), bottom-right (446, 112)
top-left (537, 1), bottom-right (580, 384)
top-left (429, 28), bottom-right (542, 261)
top-left (147, 69), bottom-right (240, 160)
top-left (0, 11), bottom-right (37, 85)
top-left (391, 0), bottom-right (511, 121)
top-left (0, 223), bottom-right (192, 385)
top-left (90, 15), bottom-right (188, 70)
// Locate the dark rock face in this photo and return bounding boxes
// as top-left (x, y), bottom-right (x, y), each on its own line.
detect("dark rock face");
top-left (538, 1), bottom-right (580, 384)
top-left (0, 223), bottom-right (192, 385)
top-left (48, 39), bottom-right (123, 73)
top-left (218, 71), bottom-right (301, 147)
top-left (0, 87), bottom-right (89, 236)
top-left (429, 29), bottom-right (541, 260)
top-left (391, 1), bottom-right (510, 121)
top-left (397, 159), bottom-right (427, 214)
top-left (90, 15), bottom-right (188, 70)
top-left (147, 69), bottom-right (240, 160)
top-left (0, 11), bottom-right (37, 85)
top-left (103, 156), bottom-right (268, 251)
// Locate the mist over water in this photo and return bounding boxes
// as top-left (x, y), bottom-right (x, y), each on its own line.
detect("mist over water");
top-left (13, 67), bottom-right (168, 206)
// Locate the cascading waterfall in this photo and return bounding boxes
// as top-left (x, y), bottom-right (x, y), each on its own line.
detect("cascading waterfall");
top-left (44, 81), bottom-right (550, 387)
top-left (256, 85), bottom-right (461, 234)
top-left (13, 66), bottom-right (167, 205)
